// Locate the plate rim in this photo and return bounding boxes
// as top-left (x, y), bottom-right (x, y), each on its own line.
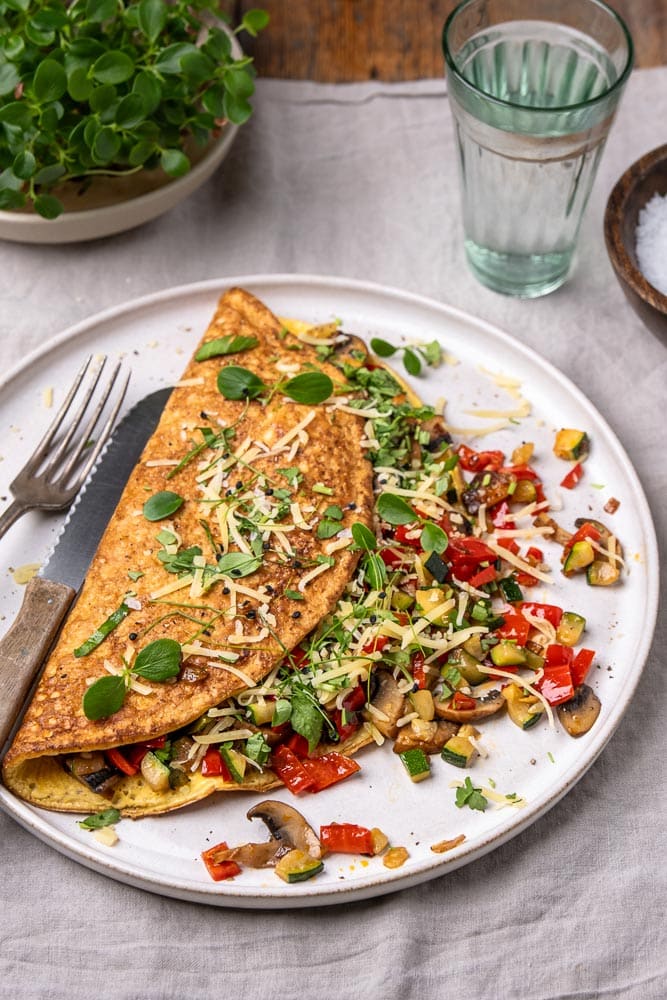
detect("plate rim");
top-left (0, 273), bottom-right (660, 907)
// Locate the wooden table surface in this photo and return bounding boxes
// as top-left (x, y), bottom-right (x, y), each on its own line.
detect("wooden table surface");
top-left (232, 0), bottom-right (667, 81)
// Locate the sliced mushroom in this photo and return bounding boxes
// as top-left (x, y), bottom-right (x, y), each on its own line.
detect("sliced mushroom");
top-left (462, 471), bottom-right (513, 516)
top-left (557, 684), bottom-right (601, 737)
top-left (179, 655), bottom-right (210, 683)
top-left (392, 719), bottom-right (458, 754)
top-left (362, 670), bottom-right (406, 739)
top-left (247, 800), bottom-right (322, 859)
top-left (433, 689), bottom-right (505, 723)
top-left (208, 839), bottom-right (284, 869)
top-left (66, 752), bottom-right (121, 799)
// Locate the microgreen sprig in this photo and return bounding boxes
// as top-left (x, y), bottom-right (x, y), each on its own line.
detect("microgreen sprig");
top-left (82, 638), bottom-right (182, 720)
top-left (370, 337), bottom-right (442, 376)
top-left (217, 366), bottom-right (334, 405)
top-left (376, 493), bottom-right (448, 553)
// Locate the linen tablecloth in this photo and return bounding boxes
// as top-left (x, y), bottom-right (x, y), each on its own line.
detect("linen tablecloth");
top-left (0, 68), bottom-right (665, 1000)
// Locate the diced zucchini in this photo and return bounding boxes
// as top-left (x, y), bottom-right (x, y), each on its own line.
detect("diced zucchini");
top-left (390, 589), bottom-right (414, 611)
top-left (275, 849), bottom-right (324, 883)
top-left (409, 689), bottom-right (435, 721)
top-left (168, 767), bottom-right (190, 790)
top-left (399, 747), bottom-right (431, 782)
top-left (502, 684), bottom-right (544, 730)
top-left (511, 479), bottom-right (537, 504)
top-left (490, 640), bottom-right (527, 667)
top-left (447, 647), bottom-right (487, 685)
top-left (498, 576), bottom-right (524, 603)
top-left (523, 648), bottom-right (545, 671)
top-left (140, 751), bottom-right (171, 792)
top-left (415, 587), bottom-right (451, 624)
top-left (554, 429), bottom-right (589, 461)
top-left (247, 700), bottom-right (275, 726)
top-left (441, 726), bottom-right (479, 768)
top-left (462, 634), bottom-right (485, 660)
top-left (586, 560), bottom-right (620, 586)
top-left (556, 611), bottom-right (586, 646)
top-left (219, 744), bottom-right (247, 783)
top-left (563, 540), bottom-right (595, 576)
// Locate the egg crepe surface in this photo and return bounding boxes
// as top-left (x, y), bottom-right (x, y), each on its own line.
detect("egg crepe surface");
top-left (2, 288), bottom-right (374, 813)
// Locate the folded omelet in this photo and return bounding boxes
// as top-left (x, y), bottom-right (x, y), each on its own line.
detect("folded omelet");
top-left (2, 288), bottom-right (375, 815)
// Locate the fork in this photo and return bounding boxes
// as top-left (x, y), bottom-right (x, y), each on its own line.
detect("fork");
top-left (0, 356), bottom-right (130, 540)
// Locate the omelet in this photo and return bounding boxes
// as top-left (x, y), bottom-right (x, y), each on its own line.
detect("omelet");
top-left (2, 288), bottom-right (375, 815)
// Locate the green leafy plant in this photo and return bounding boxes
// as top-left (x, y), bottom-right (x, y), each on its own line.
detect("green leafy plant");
top-left (0, 0), bottom-right (269, 218)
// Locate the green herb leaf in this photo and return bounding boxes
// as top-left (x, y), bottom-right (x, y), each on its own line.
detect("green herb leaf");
top-left (244, 731), bottom-right (271, 765)
top-left (278, 466), bottom-right (302, 487)
top-left (324, 505), bottom-right (343, 520)
top-left (73, 601), bottom-right (130, 657)
top-left (418, 340), bottom-right (443, 367)
top-left (282, 371), bottom-right (333, 405)
top-left (217, 365), bottom-right (266, 400)
top-left (240, 8), bottom-right (270, 36)
top-left (351, 521), bottom-right (377, 551)
top-left (143, 490), bottom-right (184, 521)
top-left (316, 519), bottom-right (341, 540)
top-left (272, 698), bottom-right (292, 726)
top-left (284, 589), bottom-right (304, 601)
top-left (82, 674), bottom-right (127, 721)
top-left (195, 334), bottom-right (258, 361)
top-left (455, 777), bottom-right (488, 812)
top-left (363, 551), bottom-right (386, 590)
top-left (158, 544), bottom-right (203, 576)
top-left (133, 638), bottom-right (181, 681)
top-left (420, 522), bottom-right (448, 554)
top-left (377, 492), bottom-right (415, 526)
top-left (78, 807), bottom-right (121, 830)
top-left (290, 685), bottom-right (324, 753)
top-left (370, 337), bottom-right (397, 358)
top-left (217, 551), bottom-right (262, 578)
top-left (403, 348), bottom-right (421, 377)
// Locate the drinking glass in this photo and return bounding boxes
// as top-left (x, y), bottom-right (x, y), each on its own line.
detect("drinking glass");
top-left (443, 0), bottom-right (633, 297)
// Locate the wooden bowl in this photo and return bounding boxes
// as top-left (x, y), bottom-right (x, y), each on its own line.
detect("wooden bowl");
top-left (604, 143), bottom-right (667, 343)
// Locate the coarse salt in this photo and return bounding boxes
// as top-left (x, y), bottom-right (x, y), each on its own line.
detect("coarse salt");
top-left (635, 193), bottom-right (667, 295)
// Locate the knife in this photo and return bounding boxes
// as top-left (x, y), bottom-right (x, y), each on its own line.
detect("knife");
top-left (0, 387), bottom-right (173, 752)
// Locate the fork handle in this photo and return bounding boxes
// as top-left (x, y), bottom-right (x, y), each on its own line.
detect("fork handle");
top-left (0, 499), bottom-right (29, 541)
top-left (0, 576), bottom-right (76, 753)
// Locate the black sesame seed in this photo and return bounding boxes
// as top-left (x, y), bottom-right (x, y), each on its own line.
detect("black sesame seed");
top-left (265, 488), bottom-right (274, 496)
top-left (378, 592), bottom-right (386, 599)
top-left (265, 585), bottom-right (274, 594)
top-left (128, 632), bottom-right (138, 641)
top-left (200, 411), bottom-right (208, 420)
top-left (222, 587), bottom-right (230, 594)
top-left (348, 502), bottom-right (357, 510)
top-left (246, 610), bottom-right (257, 620)
top-left (369, 615), bottom-right (377, 623)
top-left (291, 611), bottom-right (302, 619)
top-left (236, 481), bottom-right (243, 490)
top-left (263, 541), bottom-right (271, 550)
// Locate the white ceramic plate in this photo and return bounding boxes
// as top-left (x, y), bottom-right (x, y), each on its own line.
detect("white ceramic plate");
top-left (0, 275), bottom-right (658, 908)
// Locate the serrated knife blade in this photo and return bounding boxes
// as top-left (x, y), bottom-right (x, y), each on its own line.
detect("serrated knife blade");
top-left (0, 387), bottom-right (173, 752)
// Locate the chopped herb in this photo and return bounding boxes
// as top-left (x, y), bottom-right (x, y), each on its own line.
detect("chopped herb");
top-left (143, 490), bottom-right (184, 522)
top-left (420, 522), bottom-right (448, 554)
top-left (278, 467), bottom-right (303, 487)
top-left (312, 483), bottom-right (333, 495)
top-left (455, 777), bottom-right (488, 812)
top-left (376, 492), bottom-right (414, 526)
top-left (158, 545), bottom-right (203, 576)
top-left (282, 371), bottom-right (333, 404)
top-left (217, 552), bottom-right (262, 578)
top-left (290, 684), bottom-right (325, 752)
top-left (73, 600), bottom-right (131, 657)
top-left (78, 808), bottom-right (121, 830)
top-left (195, 334), bottom-right (259, 361)
top-left (316, 519), bottom-right (342, 540)
top-left (217, 365), bottom-right (266, 401)
top-left (133, 638), bottom-right (182, 682)
top-left (82, 674), bottom-right (127, 721)
top-left (351, 521), bottom-right (377, 550)
top-left (127, 570), bottom-right (144, 582)
top-left (245, 732), bottom-right (271, 765)
top-left (323, 504), bottom-right (343, 520)
top-left (272, 698), bottom-right (292, 726)
top-left (285, 589), bottom-right (304, 601)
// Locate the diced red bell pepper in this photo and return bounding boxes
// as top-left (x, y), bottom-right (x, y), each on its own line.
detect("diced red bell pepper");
top-left (411, 651), bottom-right (428, 689)
top-left (571, 648), bottom-right (596, 687)
top-left (105, 747), bottom-right (139, 776)
top-left (271, 745), bottom-right (315, 794)
top-left (283, 732), bottom-right (310, 759)
top-left (535, 663), bottom-right (575, 706)
top-left (201, 842), bottom-right (242, 882)
top-left (497, 537), bottom-right (520, 555)
top-left (448, 537), bottom-right (498, 563)
top-left (343, 683), bottom-right (367, 712)
top-left (563, 522), bottom-right (602, 555)
top-left (489, 500), bottom-right (516, 530)
top-left (515, 571), bottom-right (538, 586)
top-left (520, 602), bottom-right (563, 628)
top-left (545, 643), bottom-right (574, 667)
top-left (201, 747), bottom-right (232, 780)
top-left (394, 524), bottom-right (422, 548)
top-left (320, 823), bottom-right (375, 855)
top-left (500, 463), bottom-right (540, 481)
top-left (300, 752), bottom-right (361, 792)
top-left (288, 645), bottom-right (309, 669)
top-left (452, 691), bottom-right (477, 711)
top-left (495, 613), bottom-right (531, 646)
top-left (468, 565), bottom-right (498, 588)
top-left (379, 547), bottom-right (404, 568)
top-left (560, 462), bottom-right (584, 490)
top-left (331, 708), bottom-right (360, 743)
top-left (122, 735), bottom-right (168, 769)
top-left (361, 635), bottom-right (389, 655)
top-left (526, 546), bottom-right (543, 564)
top-left (457, 445), bottom-right (505, 472)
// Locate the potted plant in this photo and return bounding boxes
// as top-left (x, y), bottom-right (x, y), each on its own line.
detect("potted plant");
top-left (0, 0), bottom-right (268, 240)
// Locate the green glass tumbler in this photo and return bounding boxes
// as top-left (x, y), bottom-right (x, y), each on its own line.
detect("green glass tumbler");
top-left (443, 0), bottom-right (633, 298)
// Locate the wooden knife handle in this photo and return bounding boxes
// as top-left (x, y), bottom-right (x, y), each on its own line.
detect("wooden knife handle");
top-left (0, 576), bottom-right (76, 753)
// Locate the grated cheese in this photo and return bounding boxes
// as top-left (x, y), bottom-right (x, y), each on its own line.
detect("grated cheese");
top-left (484, 539), bottom-right (553, 583)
